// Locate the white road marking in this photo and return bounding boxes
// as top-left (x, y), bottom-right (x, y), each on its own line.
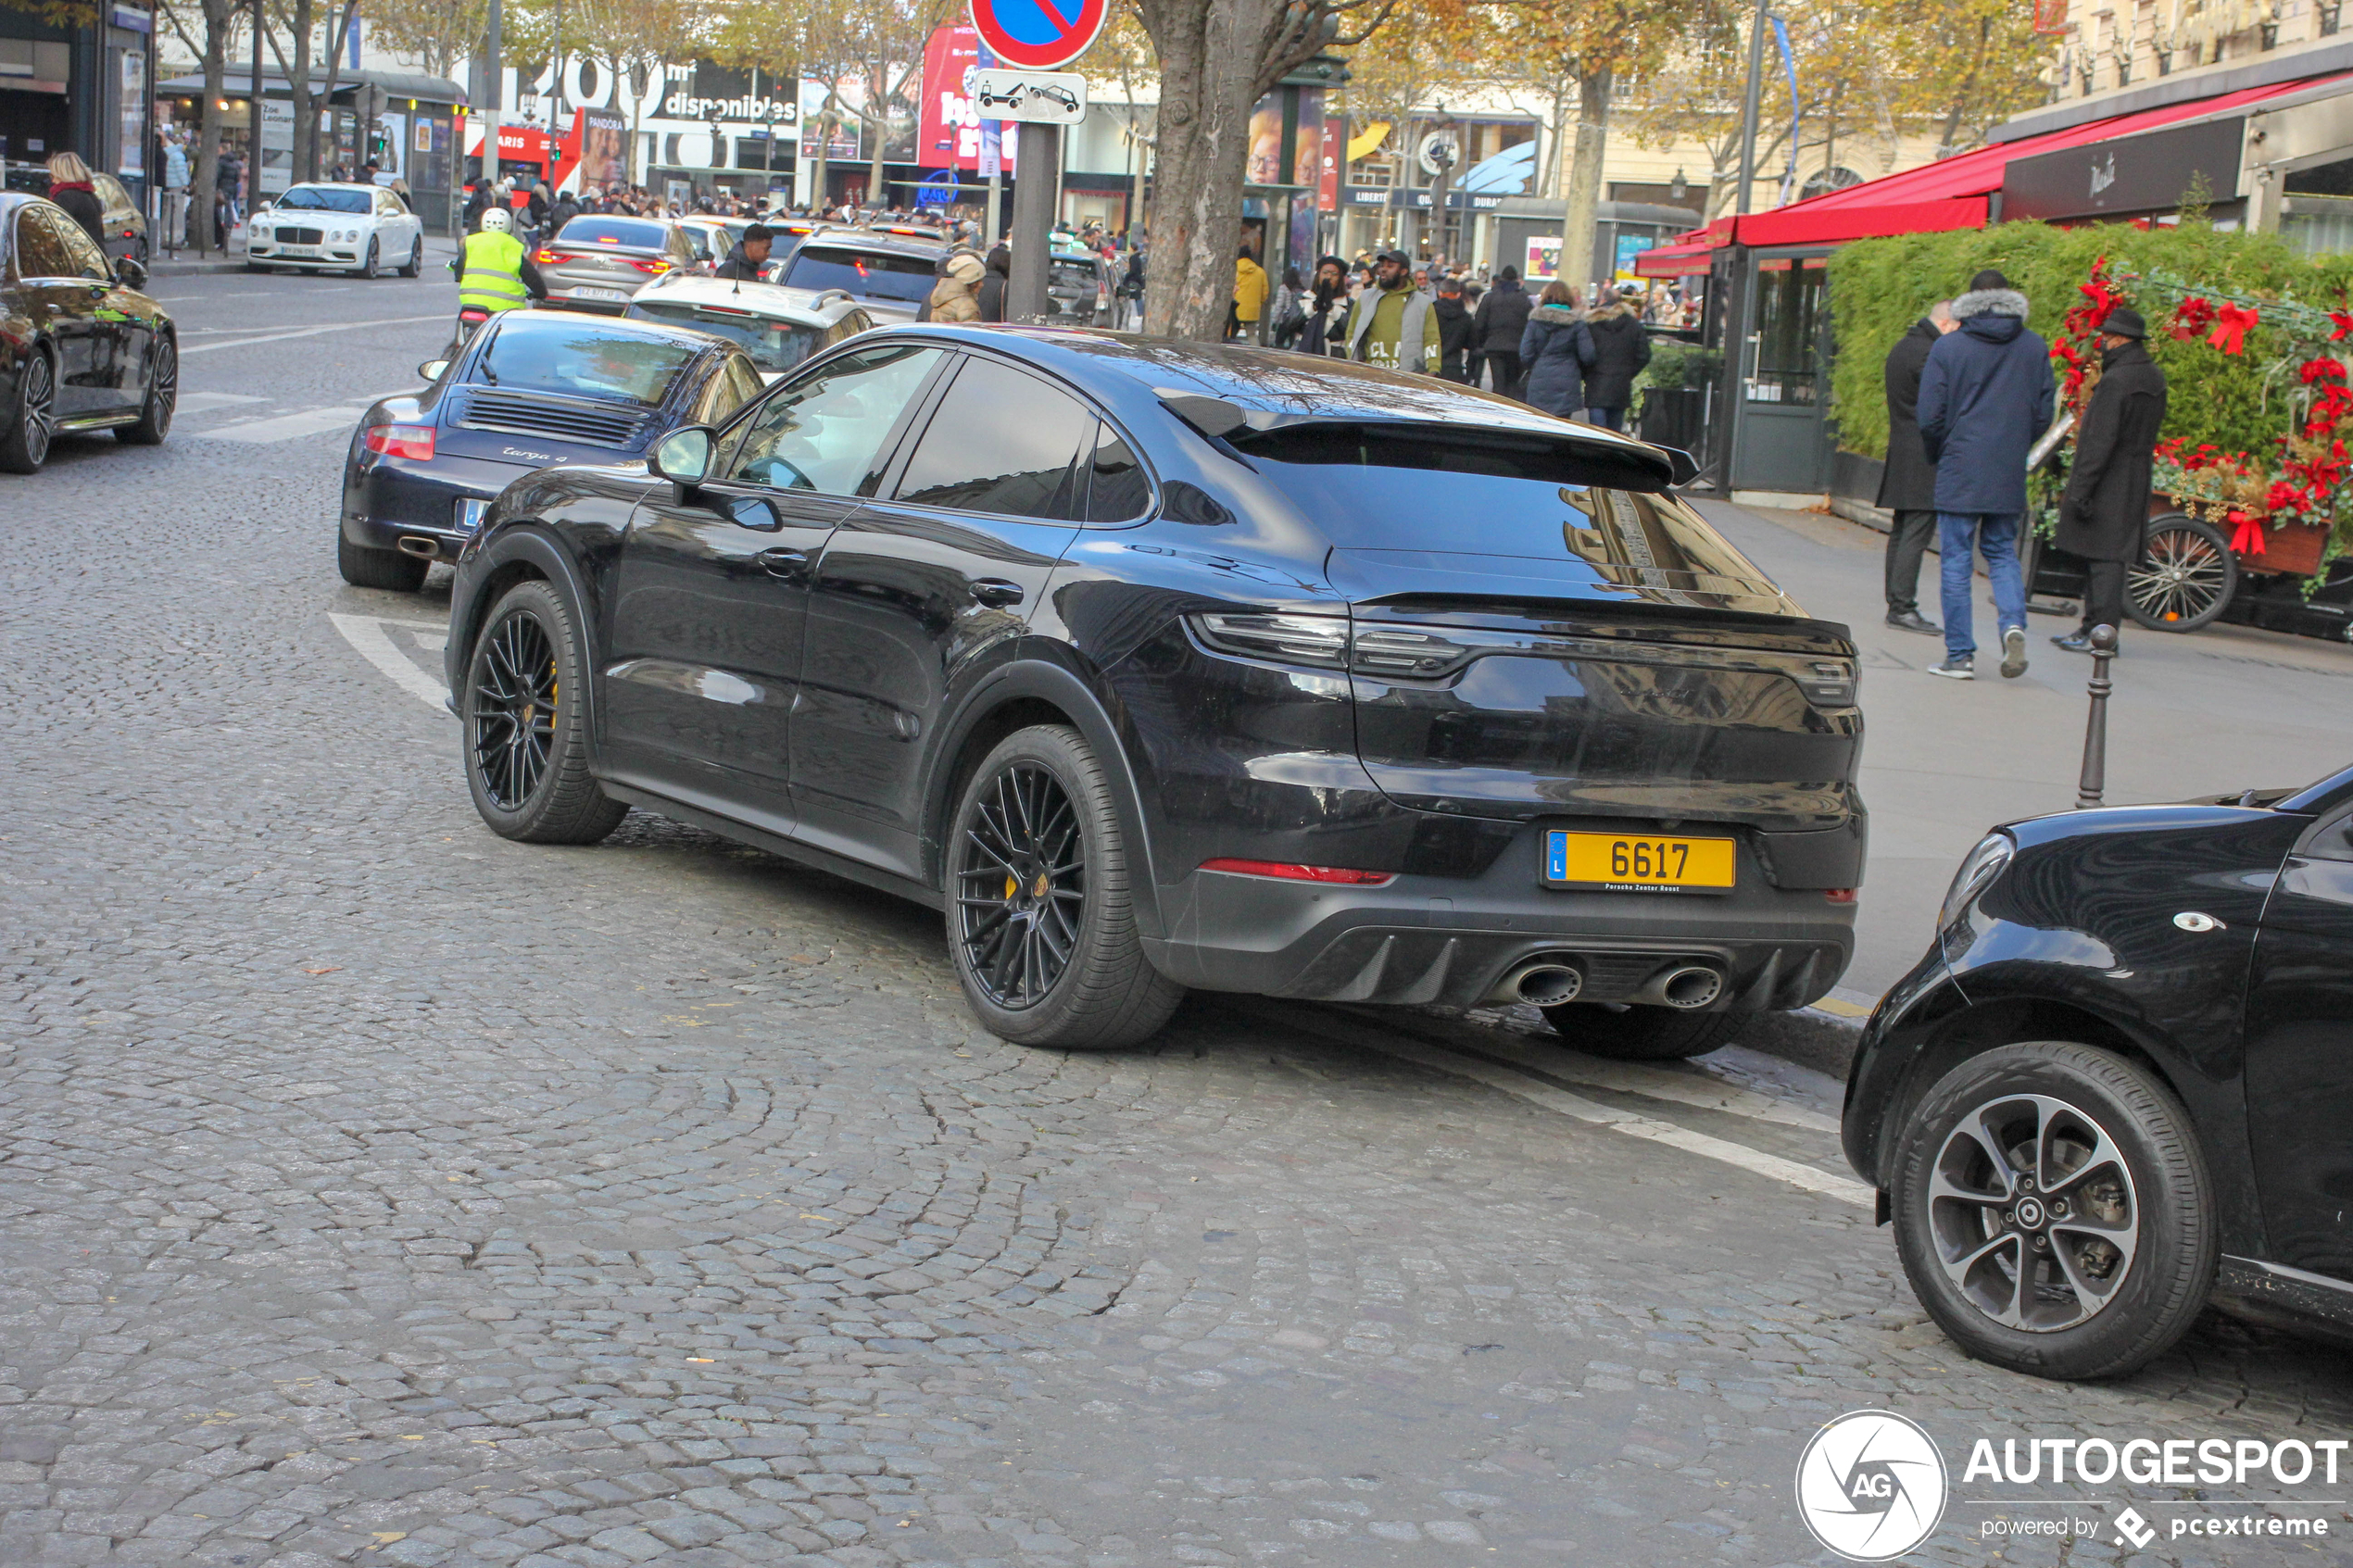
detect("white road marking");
top-left (175, 391), bottom-right (270, 415)
top-left (329, 613), bottom-right (451, 712)
top-left (1270, 1003), bottom-right (1873, 1207)
top-left (1428, 1024), bottom-right (1843, 1135)
top-left (200, 407), bottom-right (366, 443)
top-left (181, 313), bottom-right (452, 355)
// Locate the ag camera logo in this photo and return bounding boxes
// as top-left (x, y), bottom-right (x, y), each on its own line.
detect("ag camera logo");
top-left (1795, 1411), bottom-right (1948, 1561)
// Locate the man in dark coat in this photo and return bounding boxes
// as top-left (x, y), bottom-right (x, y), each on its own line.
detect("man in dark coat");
top-left (1581, 284), bottom-right (1653, 429)
top-left (1472, 265), bottom-right (1531, 395)
top-left (2052, 307), bottom-right (2168, 654)
top-left (1877, 301), bottom-right (1955, 635)
top-left (1918, 269), bottom-right (2055, 681)
top-left (977, 244), bottom-right (1012, 322)
top-left (1431, 277), bottom-right (1476, 383)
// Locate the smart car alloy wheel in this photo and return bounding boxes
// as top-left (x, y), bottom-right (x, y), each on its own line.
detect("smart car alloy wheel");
top-left (1893, 1041), bottom-right (2214, 1379)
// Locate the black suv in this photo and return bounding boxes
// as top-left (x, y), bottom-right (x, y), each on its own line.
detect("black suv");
top-left (1846, 764), bottom-right (2353, 1378)
top-left (443, 329), bottom-right (1864, 1052)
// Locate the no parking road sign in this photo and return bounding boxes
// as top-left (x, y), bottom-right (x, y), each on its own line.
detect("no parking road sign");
top-left (969, 0), bottom-right (1106, 71)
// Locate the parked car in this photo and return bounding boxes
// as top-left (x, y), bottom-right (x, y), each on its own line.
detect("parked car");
top-left (674, 217), bottom-right (746, 272)
top-left (1047, 247), bottom-right (1114, 327)
top-left (335, 308), bottom-right (763, 591)
top-left (245, 182), bottom-right (425, 277)
top-left (773, 232), bottom-right (944, 324)
top-left (1844, 762), bottom-right (2353, 1379)
top-left (2, 161), bottom-right (145, 263)
top-left (626, 274), bottom-right (875, 382)
top-left (533, 215), bottom-right (700, 312)
top-left (440, 327), bottom-right (1860, 1055)
top-left (0, 193), bottom-right (174, 473)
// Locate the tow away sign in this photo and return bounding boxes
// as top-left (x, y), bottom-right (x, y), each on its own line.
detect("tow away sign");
top-left (969, 69), bottom-right (1088, 124)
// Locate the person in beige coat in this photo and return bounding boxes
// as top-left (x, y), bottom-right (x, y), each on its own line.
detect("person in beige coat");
top-left (927, 251), bottom-right (988, 323)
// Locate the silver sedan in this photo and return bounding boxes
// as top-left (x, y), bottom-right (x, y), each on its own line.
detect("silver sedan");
top-left (533, 215), bottom-right (700, 312)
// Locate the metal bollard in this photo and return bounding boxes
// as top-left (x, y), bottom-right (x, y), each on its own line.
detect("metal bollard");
top-left (2075, 623), bottom-right (2119, 809)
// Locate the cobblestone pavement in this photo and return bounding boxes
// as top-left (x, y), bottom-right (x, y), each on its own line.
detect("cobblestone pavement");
top-left (6, 271), bottom-right (2353, 1568)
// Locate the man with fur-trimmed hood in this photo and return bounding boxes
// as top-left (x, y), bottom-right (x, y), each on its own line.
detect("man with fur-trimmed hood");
top-left (1918, 269), bottom-right (2056, 681)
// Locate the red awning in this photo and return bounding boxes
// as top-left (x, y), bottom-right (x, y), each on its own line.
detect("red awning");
top-left (1655, 69), bottom-right (2353, 250)
top-left (1633, 240), bottom-right (1715, 277)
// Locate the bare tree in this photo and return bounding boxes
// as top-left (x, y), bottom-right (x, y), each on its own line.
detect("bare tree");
top-left (1131, 0), bottom-right (1393, 340)
top-left (161, 0), bottom-right (244, 249)
top-left (264, 0), bottom-right (359, 181)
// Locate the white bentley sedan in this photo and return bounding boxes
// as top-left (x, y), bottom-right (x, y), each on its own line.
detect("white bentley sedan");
top-left (245, 182), bottom-right (425, 278)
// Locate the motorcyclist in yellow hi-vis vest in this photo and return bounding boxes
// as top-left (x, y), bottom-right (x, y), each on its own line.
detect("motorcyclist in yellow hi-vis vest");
top-left (450, 207), bottom-right (547, 314)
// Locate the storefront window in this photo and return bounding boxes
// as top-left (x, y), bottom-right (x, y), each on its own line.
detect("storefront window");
top-left (1749, 256), bottom-right (1824, 406)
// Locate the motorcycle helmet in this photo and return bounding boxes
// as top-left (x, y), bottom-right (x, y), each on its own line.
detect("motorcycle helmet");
top-left (481, 207), bottom-right (514, 234)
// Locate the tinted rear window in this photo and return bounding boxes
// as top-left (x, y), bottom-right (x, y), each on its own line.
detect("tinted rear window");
top-left (477, 318), bottom-right (700, 406)
top-left (630, 298), bottom-right (828, 374)
top-left (780, 246), bottom-right (937, 303)
top-left (1226, 424), bottom-right (1768, 584)
top-left (558, 217), bottom-right (668, 249)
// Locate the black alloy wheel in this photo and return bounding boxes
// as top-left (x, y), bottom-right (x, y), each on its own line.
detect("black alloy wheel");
top-left (2127, 516), bottom-right (2234, 633)
top-left (0, 348), bottom-right (56, 474)
top-left (120, 334), bottom-right (176, 445)
top-left (1892, 1041), bottom-right (2214, 1380)
top-left (461, 580), bottom-right (628, 844)
top-left (948, 725), bottom-right (1183, 1049)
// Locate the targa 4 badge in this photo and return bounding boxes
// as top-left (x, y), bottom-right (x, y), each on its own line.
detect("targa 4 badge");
top-left (1794, 1411), bottom-right (1949, 1562)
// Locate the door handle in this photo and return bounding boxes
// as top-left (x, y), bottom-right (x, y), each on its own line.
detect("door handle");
top-left (756, 546), bottom-right (810, 579)
top-left (969, 579), bottom-right (1025, 608)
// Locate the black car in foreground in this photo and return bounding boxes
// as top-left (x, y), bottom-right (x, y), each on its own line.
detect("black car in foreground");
top-left (442, 327), bottom-right (1865, 1052)
top-left (0, 192), bottom-right (174, 473)
top-left (1845, 763), bottom-right (2353, 1379)
top-left (337, 308), bottom-right (765, 591)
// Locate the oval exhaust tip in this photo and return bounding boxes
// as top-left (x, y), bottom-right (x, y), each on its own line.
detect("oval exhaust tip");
top-left (1658, 966), bottom-right (1723, 1010)
top-left (397, 536), bottom-right (441, 558)
top-left (1512, 963), bottom-right (1584, 1009)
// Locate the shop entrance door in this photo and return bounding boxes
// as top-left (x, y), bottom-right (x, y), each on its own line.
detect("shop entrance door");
top-left (1730, 251), bottom-right (1834, 494)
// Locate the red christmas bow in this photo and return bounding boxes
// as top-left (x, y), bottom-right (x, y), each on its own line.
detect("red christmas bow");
top-left (2207, 303), bottom-right (2260, 356)
top-left (2228, 511), bottom-right (2268, 555)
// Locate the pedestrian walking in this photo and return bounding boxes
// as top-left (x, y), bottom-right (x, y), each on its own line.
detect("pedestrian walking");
top-left (1343, 249), bottom-right (1440, 373)
top-left (1917, 269), bottom-right (2056, 680)
top-left (1432, 276), bottom-right (1475, 383)
top-left (1302, 255), bottom-right (1348, 357)
top-left (1232, 245), bottom-right (1269, 342)
top-left (1878, 301), bottom-right (1957, 636)
top-left (1270, 265), bottom-right (1307, 349)
top-left (1582, 283), bottom-right (1652, 430)
top-left (160, 131), bottom-right (191, 254)
top-left (216, 144), bottom-right (245, 231)
top-left (549, 186), bottom-right (581, 237)
top-left (925, 249), bottom-right (987, 322)
top-left (712, 223), bottom-right (775, 282)
top-left (1517, 280), bottom-right (1592, 418)
top-left (2052, 307), bottom-right (2168, 655)
top-left (976, 244), bottom-right (1011, 322)
top-left (461, 181), bottom-right (490, 233)
top-left (1471, 264), bottom-right (1531, 396)
top-left (44, 152), bottom-right (108, 250)
top-left (1115, 245), bottom-right (1145, 330)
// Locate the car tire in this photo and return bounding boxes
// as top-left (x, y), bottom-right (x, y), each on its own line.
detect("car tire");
top-left (1541, 1002), bottom-right (1742, 1060)
top-left (117, 332), bottom-right (175, 445)
top-left (1891, 1040), bottom-right (2214, 1381)
top-left (401, 236), bottom-right (423, 278)
top-left (359, 237), bottom-right (379, 280)
top-left (947, 724), bottom-right (1184, 1050)
top-left (462, 580), bottom-right (629, 846)
top-left (335, 529), bottom-right (429, 593)
top-left (0, 346), bottom-right (57, 474)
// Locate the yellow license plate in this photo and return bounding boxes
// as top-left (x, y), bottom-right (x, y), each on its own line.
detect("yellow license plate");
top-left (1544, 830), bottom-right (1735, 893)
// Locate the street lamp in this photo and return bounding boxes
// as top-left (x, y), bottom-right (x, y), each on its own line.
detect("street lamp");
top-left (1669, 167), bottom-right (1688, 203)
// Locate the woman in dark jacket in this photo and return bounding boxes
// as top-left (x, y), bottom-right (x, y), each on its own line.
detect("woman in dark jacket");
top-left (44, 152), bottom-right (108, 249)
top-left (976, 244), bottom-right (1012, 322)
top-left (1516, 281), bottom-right (1592, 417)
top-left (1580, 287), bottom-right (1653, 429)
top-left (1471, 265), bottom-right (1532, 395)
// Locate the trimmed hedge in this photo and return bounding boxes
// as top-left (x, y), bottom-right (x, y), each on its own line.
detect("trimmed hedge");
top-left (1825, 221), bottom-right (2353, 465)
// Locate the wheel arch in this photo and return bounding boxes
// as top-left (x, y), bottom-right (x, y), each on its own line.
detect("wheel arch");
top-left (447, 527), bottom-right (594, 732)
top-left (1861, 985), bottom-right (2262, 1256)
top-left (920, 656), bottom-right (1164, 939)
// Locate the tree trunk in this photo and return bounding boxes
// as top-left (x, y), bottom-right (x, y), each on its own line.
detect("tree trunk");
top-left (1133, 0), bottom-right (1259, 340)
top-left (193, 9), bottom-right (227, 252)
top-left (312, 0), bottom-right (359, 181)
top-left (865, 64), bottom-right (887, 209)
top-left (272, 0), bottom-right (319, 182)
top-left (1558, 68), bottom-right (1609, 302)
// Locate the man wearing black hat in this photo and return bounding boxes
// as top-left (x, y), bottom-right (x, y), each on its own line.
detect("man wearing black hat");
top-left (2052, 306), bottom-right (2168, 653)
top-left (1343, 249), bottom-right (1442, 374)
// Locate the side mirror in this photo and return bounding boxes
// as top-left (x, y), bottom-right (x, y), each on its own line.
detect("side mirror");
top-left (1661, 445), bottom-right (1700, 487)
top-left (418, 358), bottom-right (449, 383)
top-left (112, 255), bottom-right (146, 291)
top-left (650, 423), bottom-right (716, 500)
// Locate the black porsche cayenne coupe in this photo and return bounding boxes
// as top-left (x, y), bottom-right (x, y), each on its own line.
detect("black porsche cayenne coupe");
top-left (1846, 763), bottom-right (2353, 1379)
top-left (441, 326), bottom-right (1866, 1053)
